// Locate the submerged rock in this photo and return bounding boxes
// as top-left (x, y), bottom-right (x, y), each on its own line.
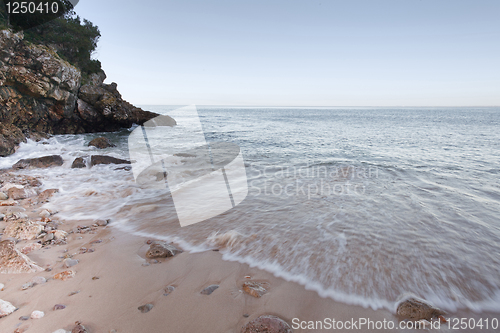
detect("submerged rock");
top-left (242, 315), bottom-right (292, 333)
top-left (138, 303), bottom-right (153, 313)
top-left (146, 242), bottom-right (182, 258)
top-left (88, 137), bottom-right (116, 149)
top-left (242, 281), bottom-right (268, 298)
top-left (0, 240), bottom-right (43, 274)
top-left (0, 299), bottom-right (16, 318)
top-left (200, 284), bottom-right (219, 295)
top-left (90, 155), bottom-right (130, 166)
top-left (396, 297), bottom-right (446, 321)
top-left (13, 155), bottom-right (64, 169)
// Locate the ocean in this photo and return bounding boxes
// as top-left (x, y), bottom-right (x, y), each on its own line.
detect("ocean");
top-left (2, 106), bottom-right (500, 313)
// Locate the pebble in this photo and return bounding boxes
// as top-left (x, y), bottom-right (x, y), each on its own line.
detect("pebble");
top-left (31, 310), bottom-right (45, 319)
top-left (0, 213), bottom-right (4, 220)
top-left (92, 276), bottom-right (99, 280)
top-left (53, 270), bottom-right (75, 281)
top-left (242, 315), bottom-right (292, 333)
top-left (69, 290), bottom-right (80, 296)
top-left (243, 314), bottom-right (250, 318)
top-left (163, 285), bottom-right (175, 296)
top-left (200, 284), bottom-right (219, 295)
top-left (138, 303), bottom-right (153, 313)
top-left (19, 315), bottom-right (30, 320)
top-left (0, 192), bottom-right (8, 200)
top-left (63, 258), bottom-right (79, 268)
top-left (95, 219), bottom-right (109, 226)
top-left (0, 283), bottom-right (4, 291)
top-left (52, 330), bottom-right (69, 333)
top-left (72, 321), bottom-right (88, 333)
top-left (31, 276), bottom-right (47, 285)
top-left (53, 304), bottom-right (66, 310)
top-left (242, 281), bottom-right (268, 298)
top-left (43, 233), bottom-right (54, 242)
top-left (21, 282), bottom-right (34, 290)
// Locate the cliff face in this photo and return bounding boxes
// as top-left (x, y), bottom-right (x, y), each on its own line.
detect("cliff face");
top-left (0, 29), bottom-right (161, 156)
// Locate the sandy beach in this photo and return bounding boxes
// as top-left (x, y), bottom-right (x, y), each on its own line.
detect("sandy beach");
top-left (0, 169), bottom-right (498, 333)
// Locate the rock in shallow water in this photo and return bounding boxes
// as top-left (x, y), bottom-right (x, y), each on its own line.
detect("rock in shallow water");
top-left (138, 303), bottom-right (153, 313)
top-left (242, 315), bottom-right (292, 333)
top-left (90, 155), bottom-right (130, 166)
top-left (0, 299), bottom-right (16, 318)
top-left (88, 137), bottom-right (116, 149)
top-left (71, 157), bottom-right (87, 168)
top-left (146, 242), bottom-right (182, 258)
top-left (13, 155), bottom-right (63, 169)
top-left (396, 297), bottom-right (446, 321)
top-left (200, 285), bottom-right (219, 295)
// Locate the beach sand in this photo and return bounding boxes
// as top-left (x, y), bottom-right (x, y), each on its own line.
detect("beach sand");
top-left (0, 172), bottom-right (498, 333)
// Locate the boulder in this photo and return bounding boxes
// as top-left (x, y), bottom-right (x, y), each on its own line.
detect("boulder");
top-left (146, 242), bottom-right (182, 258)
top-left (13, 155), bottom-right (64, 169)
top-left (90, 155), bottom-right (130, 166)
top-left (88, 137), bottom-right (116, 149)
top-left (396, 297), bottom-right (446, 321)
top-left (71, 157), bottom-right (87, 168)
top-left (242, 315), bottom-right (293, 333)
top-left (0, 240), bottom-right (44, 274)
top-left (3, 220), bottom-right (43, 240)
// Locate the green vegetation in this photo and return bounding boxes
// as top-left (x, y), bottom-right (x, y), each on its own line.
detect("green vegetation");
top-left (0, 0), bottom-right (101, 76)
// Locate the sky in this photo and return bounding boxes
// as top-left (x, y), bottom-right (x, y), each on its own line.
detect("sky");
top-left (73, 0), bottom-right (500, 106)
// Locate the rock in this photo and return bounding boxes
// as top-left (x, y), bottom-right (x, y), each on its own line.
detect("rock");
top-left (54, 230), bottom-right (68, 240)
top-left (0, 199), bottom-right (17, 206)
top-left (94, 219), bottom-right (109, 226)
top-left (0, 213), bottom-right (4, 220)
top-left (19, 315), bottom-right (29, 320)
top-left (7, 187), bottom-right (28, 200)
top-left (0, 123), bottom-right (26, 157)
top-left (53, 330), bottom-right (69, 333)
top-left (21, 242), bottom-right (42, 254)
top-left (71, 321), bottom-right (89, 333)
top-left (146, 242), bottom-right (182, 258)
top-left (53, 304), bottom-right (66, 310)
top-left (242, 281), bottom-right (268, 298)
top-left (200, 285), bottom-right (219, 295)
top-left (31, 276), bottom-right (47, 285)
top-left (0, 299), bottom-right (16, 318)
top-left (38, 188), bottom-right (59, 201)
top-left (88, 137), bottom-right (116, 149)
top-left (30, 310), bottom-right (44, 319)
top-left (39, 210), bottom-right (51, 218)
top-left (242, 315), bottom-right (293, 333)
top-left (90, 155), bottom-right (131, 166)
top-left (71, 157), bottom-right (87, 168)
top-left (3, 220), bottom-right (43, 240)
top-left (53, 270), bottom-right (76, 281)
top-left (43, 232), bottom-right (55, 242)
top-left (0, 283), bottom-right (4, 291)
top-left (12, 155), bottom-right (64, 169)
top-left (21, 282), bottom-right (34, 290)
top-left (63, 258), bottom-right (79, 268)
top-left (0, 240), bottom-right (43, 274)
top-left (138, 303), bottom-right (153, 313)
top-left (163, 285), bottom-right (175, 296)
top-left (396, 297), bottom-right (446, 321)
top-left (0, 192), bottom-right (8, 200)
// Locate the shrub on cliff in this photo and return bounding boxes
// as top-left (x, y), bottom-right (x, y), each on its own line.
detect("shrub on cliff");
top-left (0, 1), bottom-right (101, 76)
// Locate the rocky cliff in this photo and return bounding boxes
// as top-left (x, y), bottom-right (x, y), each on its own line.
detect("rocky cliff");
top-left (0, 29), bottom-right (163, 156)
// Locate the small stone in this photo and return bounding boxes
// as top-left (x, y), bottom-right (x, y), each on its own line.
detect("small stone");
top-left (53, 330), bottom-right (69, 333)
top-left (0, 299), bottom-right (16, 318)
top-left (0, 192), bottom-right (8, 200)
top-left (138, 303), bottom-right (153, 313)
top-left (146, 241), bottom-right (182, 258)
top-left (0, 213), bottom-right (4, 220)
top-left (92, 276), bottom-right (99, 280)
top-left (200, 284), bottom-right (219, 295)
top-left (63, 258), bottom-right (79, 268)
top-left (163, 285), bottom-right (175, 296)
top-left (31, 276), bottom-right (47, 285)
top-left (146, 240), bottom-right (153, 244)
top-left (54, 270), bottom-right (76, 281)
top-left (53, 304), bottom-right (66, 310)
top-left (19, 315), bottom-right (29, 320)
top-left (90, 239), bottom-right (102, 244)
top-left (71, 157), bottom-right (87, 169)
top-left (21, 282), bottom-right (34, 290)
top-left (43, 233), bottom-right (54, 242)
top-left (242, 315), bottom-right (292, 333)
top-left (243, 314), bottom-right (250, 318)
top-left (69, 290), bottom-right (80, 296)
top-left (45, 267), bottom-right (52, 272)
top-left (0, 283), bottom-right (4, 291)
top-left (87, 249), bottom-right (95, 253)
top-left (39, 210), bottom-right (51, 218)
top-left (54, 230), bottom-right (68, 240)
top-left (72, 321), bottom-right (88, 333)
top-left (95, 219), bottom-right (109, 226)
top-left (242, 281), bottom-right (268, 298)
top-left (31, 310), bottom-right (44, 319)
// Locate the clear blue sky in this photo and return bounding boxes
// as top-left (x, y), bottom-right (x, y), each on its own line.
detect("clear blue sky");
top-left (74, 0), bottom-right (499, 106)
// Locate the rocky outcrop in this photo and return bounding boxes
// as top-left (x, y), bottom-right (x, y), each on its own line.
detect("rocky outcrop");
top-left (0, 29), bottom-right (165, 156)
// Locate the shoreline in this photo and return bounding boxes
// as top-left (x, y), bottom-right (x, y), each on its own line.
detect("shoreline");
top-left (0, 169), bottom-right (498, 332)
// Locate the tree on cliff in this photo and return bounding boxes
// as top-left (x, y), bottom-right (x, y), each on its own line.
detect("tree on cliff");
top-left (0, 0), bottom-right (101, 77)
